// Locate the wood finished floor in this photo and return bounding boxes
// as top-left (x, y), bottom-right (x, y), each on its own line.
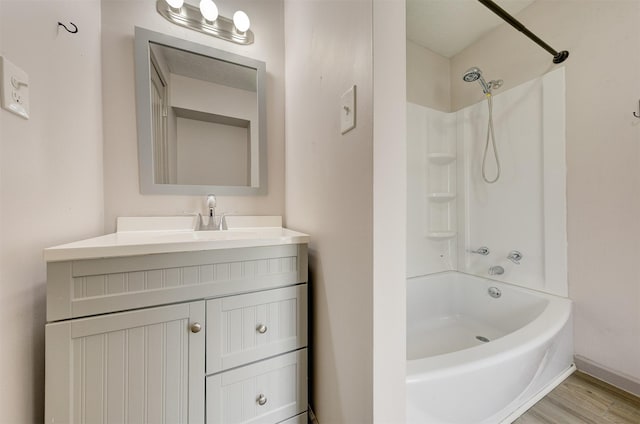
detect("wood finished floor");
top-left (514, 371), bottom-right (640, 424)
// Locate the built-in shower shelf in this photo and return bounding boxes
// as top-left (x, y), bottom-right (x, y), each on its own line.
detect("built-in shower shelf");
top-left (427, 231), bottom-right (457, 240)
top-left (428, 193), bottom-right (456, 202)
top-left (428, 153), bottom-right (456, 165)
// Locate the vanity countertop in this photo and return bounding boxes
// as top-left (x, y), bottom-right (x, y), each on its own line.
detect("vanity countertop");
top-left (44, 216), bottom-right (310, 262)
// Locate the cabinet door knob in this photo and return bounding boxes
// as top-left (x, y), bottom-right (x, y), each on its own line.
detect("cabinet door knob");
top-left (257, 394), bottom-right (267, 406)
top-left (256, 323), bottom-right (268, 334)
top-left (190, 322), bottom-right (202, 333)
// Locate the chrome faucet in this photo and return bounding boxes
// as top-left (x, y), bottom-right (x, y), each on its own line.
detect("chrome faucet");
top-left (197, 194), bottom-right (225, 231)
top-left (488, 265), bottom-right (504, 275)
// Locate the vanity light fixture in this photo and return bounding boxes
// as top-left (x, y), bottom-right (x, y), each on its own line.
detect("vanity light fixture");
top-left (199, 0), bottom-right (218, 22)
top-left (157, 0), bottom-right (254, 45)
top-left (232, 11), bottom-right (250, 33)
top-left (165, 0), bottom-right (184, 9)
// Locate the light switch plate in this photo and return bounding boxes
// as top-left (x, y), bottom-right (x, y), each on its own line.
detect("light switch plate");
top-left (340, 85), bottom-right (356, 135)
top-left (0, 56), bottom-right (30, 119)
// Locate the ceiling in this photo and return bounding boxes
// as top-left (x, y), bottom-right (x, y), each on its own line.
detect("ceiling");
top-left (407, 0), bottom-right (536, 58)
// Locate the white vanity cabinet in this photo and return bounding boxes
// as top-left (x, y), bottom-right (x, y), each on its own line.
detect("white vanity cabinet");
top-left (45, 238), bottom-right (309, 424)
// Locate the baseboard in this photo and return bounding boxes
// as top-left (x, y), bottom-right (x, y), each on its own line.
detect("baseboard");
top-left (574, 355), bottom-right (640, 397)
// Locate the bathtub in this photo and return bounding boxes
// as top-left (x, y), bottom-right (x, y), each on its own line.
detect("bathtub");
top-left (406, 272), bottom-right (574, 424)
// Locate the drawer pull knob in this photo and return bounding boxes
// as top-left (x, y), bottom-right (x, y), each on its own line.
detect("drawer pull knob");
top-left (257, 394), bottom-right (268, 406)
top-left (190, 323), bottom-right (202, 333)
top-left (256, 323), bottom-right (268, 334)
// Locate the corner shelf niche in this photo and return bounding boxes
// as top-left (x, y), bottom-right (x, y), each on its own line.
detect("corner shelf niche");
top-left (426, 150), bottom-right (457, 240)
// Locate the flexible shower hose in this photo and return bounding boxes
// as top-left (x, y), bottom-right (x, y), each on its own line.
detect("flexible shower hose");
top-left (482, 93), bottom-right (501, 184)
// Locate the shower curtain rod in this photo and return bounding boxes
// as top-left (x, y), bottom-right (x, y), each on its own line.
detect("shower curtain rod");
top-left (477, 0), bottom-right (569, 64)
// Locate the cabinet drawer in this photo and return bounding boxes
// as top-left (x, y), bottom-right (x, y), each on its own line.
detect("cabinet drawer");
top-left (206, 285), bottom-right (307, 374)
top-left (206, 349), bottom-right (307, 424)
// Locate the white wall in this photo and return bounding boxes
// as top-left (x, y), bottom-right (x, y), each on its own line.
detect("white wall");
top-left (407, 40), bottom-right (450, 112)
top-left (284, 0), bottom-right (406, 420)
top-left (284, 0), bottom-right (374, 419)
top-left (101, 0), bottom-right (284, 231)
top-left (176, 118), bottom-right (248, 185)
top-left (372, 0), bottom-right (406, 420)
top-left (451, 0), bottom-right (640, 387)
top-left (0, 1), bottom-right (104, 422)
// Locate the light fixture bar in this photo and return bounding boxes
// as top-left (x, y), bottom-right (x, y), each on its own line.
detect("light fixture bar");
top-left (156, 0), bottom-right (254, 45)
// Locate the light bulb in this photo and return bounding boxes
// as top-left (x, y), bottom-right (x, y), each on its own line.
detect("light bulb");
top-left (233, 10), bottom-right (250, 33)
top-left (199, 0), bottom-right (219, 22)
top-left (165, 0), bottom-right (184, 9)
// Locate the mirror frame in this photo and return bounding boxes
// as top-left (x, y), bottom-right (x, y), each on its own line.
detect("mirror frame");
top-left (134, 27), bottom-right (267, 195)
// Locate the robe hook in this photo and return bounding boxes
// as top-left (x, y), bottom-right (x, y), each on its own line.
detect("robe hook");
top-left (634, 100), bottom-right (640, 118)
top-left (58, 22), bottom-right (78, 34)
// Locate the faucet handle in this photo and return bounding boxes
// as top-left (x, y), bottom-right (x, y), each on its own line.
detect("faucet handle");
top-left (507, 250), bottom-right (522, 264)
top-left (471, 246), bottom-right (490, 256)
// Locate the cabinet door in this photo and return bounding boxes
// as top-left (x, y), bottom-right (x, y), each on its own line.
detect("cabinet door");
top-left (45, 302), bottom-right (205, 424)
top-left (206, 285), bottom-right (307, 374)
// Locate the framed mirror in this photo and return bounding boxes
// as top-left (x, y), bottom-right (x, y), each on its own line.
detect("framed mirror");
top-left (134, 27), bottom-right (267, 195)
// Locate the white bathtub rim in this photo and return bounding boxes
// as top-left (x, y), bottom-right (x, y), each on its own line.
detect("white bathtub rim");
top-left (407, 274), bottom-right (572, 382)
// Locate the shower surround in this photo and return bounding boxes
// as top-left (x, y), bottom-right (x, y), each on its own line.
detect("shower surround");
top-left (407, 67), bottom-right (566, 296)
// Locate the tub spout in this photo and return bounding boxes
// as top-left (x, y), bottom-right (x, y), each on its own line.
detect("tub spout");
top-left (488, 265), bottom-right (504, 275)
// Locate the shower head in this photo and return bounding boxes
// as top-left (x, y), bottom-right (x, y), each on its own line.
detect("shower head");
top-left (462, 66), bottom-right (502, 95)
top-left (463, 67), bottom-right (483, 82)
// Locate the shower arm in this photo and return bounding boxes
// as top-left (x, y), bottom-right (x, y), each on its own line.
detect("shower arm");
top-left (477, 0), bottom-right (569, 64)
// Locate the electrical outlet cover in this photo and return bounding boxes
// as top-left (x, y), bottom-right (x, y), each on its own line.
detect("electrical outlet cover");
top-left (340, 85), bottom-right (356, 135)
top-left (0, 56), bottom-right (29, 119)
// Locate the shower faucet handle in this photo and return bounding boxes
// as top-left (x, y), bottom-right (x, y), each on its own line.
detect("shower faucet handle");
top-left (471, 246), bottom-right (490, 256)
top-left (507, 250), bottom-right (523, 264)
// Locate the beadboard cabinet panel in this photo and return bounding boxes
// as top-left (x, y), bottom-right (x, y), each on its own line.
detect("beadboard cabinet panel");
top-left (45, 302), bottom-right (205, 423)
top-left (47, 244), bottom-right (308, 322)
